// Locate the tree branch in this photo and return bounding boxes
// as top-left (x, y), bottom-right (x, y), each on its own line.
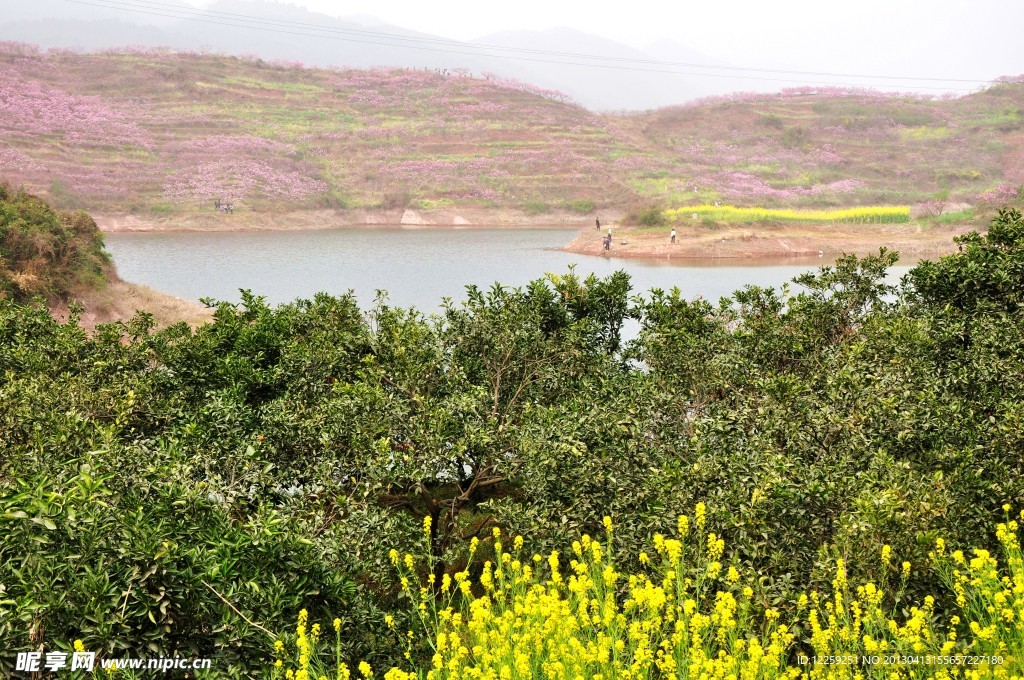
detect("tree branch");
top-left (201, 580), bottom-right (277, 639)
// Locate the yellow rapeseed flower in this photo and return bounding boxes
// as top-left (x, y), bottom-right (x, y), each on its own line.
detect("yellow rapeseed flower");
top-left (664, 204), bottom-right (911, 225)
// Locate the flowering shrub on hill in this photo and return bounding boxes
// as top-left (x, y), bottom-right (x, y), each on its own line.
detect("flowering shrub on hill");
top-left (161, 135), bottom-right (327, 204)
top-left (977, 184), bottom-right (1022, 207)
top-left (2, 44), bottom-right (1021, 211)
top-left (0, 69), bottom-right (152, 149)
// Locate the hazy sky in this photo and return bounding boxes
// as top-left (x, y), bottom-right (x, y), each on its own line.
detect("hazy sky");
top-left (179, 0), bottom-right (1022, 82)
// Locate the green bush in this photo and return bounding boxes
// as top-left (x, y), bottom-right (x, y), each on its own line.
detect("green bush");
top-left (0, 184), bottom-right (110, 302)
top-left (567, 198), bottom-right (595, 214)
top-left (3, 192), bottom-right (1024, 675)
top-left (522, 200), bottom-right (550, 216)
top-left (781, 126), bottom-right (808, 149)
top-left (638, 206), bottom-right (665, 226)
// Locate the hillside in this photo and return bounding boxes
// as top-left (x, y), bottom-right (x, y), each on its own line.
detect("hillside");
top-left (0, 43), bottom-right (1022, 225)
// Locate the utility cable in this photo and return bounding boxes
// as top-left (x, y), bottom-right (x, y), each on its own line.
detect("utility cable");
top-left (58, 0), bottom-right (988, 92)
top-left (67, 0), bottom-right (992, 84)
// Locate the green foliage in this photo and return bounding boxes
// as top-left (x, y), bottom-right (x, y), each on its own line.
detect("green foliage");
top-left (932, 207), bottom-right (974, 224)
top-left (147, 201), bottom-right (177, 215)
top-left (781, 126), bottom-right (808, 149)
top-left (906, 208), bottom-right (1024, 317)
top-left (0, 468), bottom-right (353, 669)
top-left (567, 199), bottom-right (595, 214)
top-left (0, 184), bottom-right (109, 302)
top-left (522, 200), bottom-right (550, 216)
top-left (637, 206), bottom-right (665, 226)
top-left (47, 179), bottom-right (85, 211)
top-left (3, 196), bottom-right (1024, 675)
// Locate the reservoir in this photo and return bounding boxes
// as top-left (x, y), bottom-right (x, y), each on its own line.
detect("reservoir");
top-left (104, 227), bottom-right (914, 311)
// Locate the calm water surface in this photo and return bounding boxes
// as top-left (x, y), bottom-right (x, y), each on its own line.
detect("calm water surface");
top-left (104, 227), bottom-right (913, 311)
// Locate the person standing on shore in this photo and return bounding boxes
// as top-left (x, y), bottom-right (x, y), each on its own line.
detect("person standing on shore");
top-left (603, 233), bottom-right (612, 250)
top-left (670, 228), bottom-right (676, 244)
top-left (595, 217), bottom-right (601, 231)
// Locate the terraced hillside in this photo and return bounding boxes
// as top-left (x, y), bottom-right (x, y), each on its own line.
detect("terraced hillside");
top-left (0, 42), bottom-right (1021, 221)
top-left (626, 86), bottom-right (1024, 212)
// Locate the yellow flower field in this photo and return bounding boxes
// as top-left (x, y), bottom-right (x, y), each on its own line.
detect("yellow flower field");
top-left (275, 506), bottom-right (1024, 680)
top-left (664, 205), bottom-right (911, 224)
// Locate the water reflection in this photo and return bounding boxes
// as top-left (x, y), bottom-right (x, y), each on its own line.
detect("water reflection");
top-left (104, 227), bottom-right (914, 312)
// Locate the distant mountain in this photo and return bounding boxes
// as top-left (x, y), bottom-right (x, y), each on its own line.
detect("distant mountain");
top-left (0, 1), bottom-right (751, 109)
top-left (0, 0), bottom-right (190, 26)
top-left (193, 0), bottom-right (497, 71)
top-left (472, 28), bottom-right (750, 109)
top-left (0, 19), bottom-right (182, 52)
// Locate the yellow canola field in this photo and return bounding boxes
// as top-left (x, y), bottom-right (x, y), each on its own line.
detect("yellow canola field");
top-left (275, 507), bottom-right (1024, 680)
top-left (665, 205), bottom-right (911, 224)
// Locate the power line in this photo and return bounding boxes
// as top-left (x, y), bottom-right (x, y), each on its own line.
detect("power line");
top-left (60, 0), bottom-right (988, 92)
top-left (67, 0), bottom-right (993, 85)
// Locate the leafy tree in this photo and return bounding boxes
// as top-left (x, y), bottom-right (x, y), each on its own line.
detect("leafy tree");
top-left (3, 192), bottom-right (1024, 675)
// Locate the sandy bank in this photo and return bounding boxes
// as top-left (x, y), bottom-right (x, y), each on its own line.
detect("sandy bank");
top-left (51, 277), bottom-right (213, 331)
top-left (94, 208), bottom-right (623, 232)
top-left (565, 222), bottom-right (978, 261)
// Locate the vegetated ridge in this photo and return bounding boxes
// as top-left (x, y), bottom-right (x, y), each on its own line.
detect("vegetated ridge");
top-left (0, 183), bottom-right (210, 326)
top-left (1, 42), bottom-right (1022, 228)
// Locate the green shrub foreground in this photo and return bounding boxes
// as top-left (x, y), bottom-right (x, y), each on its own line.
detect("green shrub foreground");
top-left (1, 208), bottom-right (1024, 676)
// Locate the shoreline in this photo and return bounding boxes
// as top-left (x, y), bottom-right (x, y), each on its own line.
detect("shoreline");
top-left (51, 277), bottom-right (213, 331)
top-left (565, 222), bottom-right (979, 261)
top-left (93, 208), bottom-right (619, 233)
top-left (94, 209), bottom-right (981, 261)
top-left (76, 215), bottom-right (984, 330)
